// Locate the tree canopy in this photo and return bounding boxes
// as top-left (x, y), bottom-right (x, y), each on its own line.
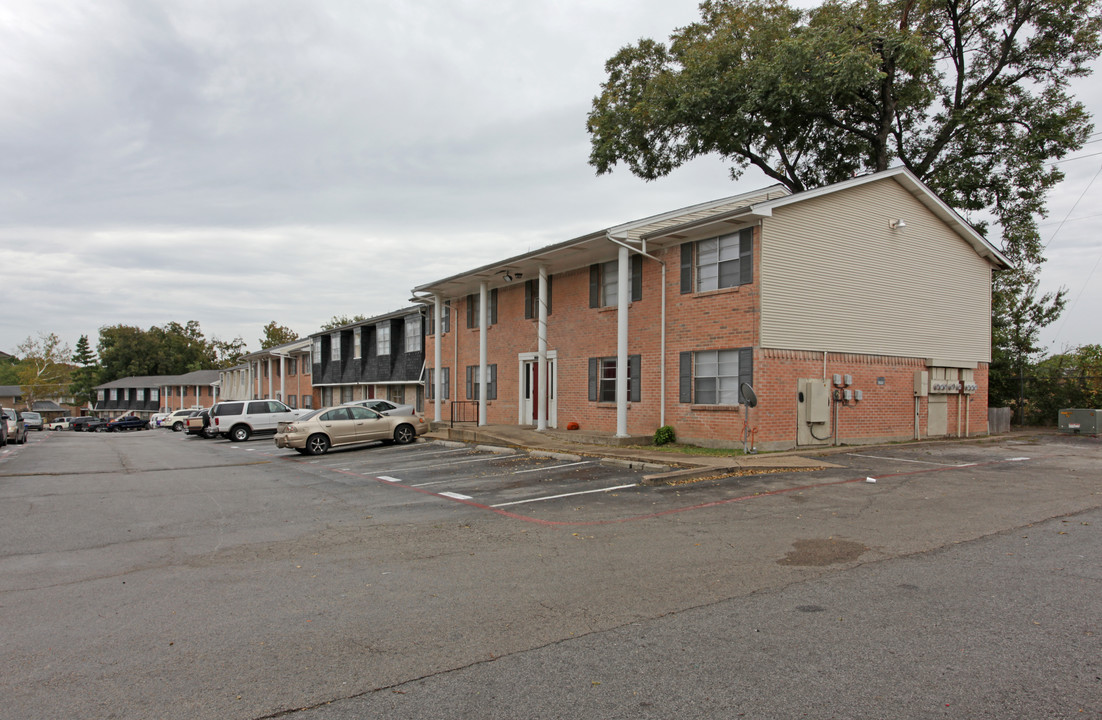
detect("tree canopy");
top-left (319, 314), bottom-right (369, 331)
top-left (588, 0), bottom-right (1100, 406)
top-left (96, 321), bottom-right (246, 383)
top-left (260, 321), bottom-right (299, 349)
top-left (15, 333), bottom-right (72, 408)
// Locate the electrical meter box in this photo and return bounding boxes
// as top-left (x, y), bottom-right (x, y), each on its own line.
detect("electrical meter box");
top-left (914, 371), bottom-right (929, 397)
top-left (1058, 409), bottom-right (1101, 434)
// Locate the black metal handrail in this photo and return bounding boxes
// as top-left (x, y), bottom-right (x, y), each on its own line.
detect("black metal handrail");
top-left (449, 400), bottom-right (479, 427)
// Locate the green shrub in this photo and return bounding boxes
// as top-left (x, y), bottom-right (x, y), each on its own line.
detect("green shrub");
top-left (653, 425), bottom-right (676, 446)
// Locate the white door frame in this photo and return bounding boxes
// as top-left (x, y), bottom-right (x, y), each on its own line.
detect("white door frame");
top-left (517, 351), bottom-right (557, 428)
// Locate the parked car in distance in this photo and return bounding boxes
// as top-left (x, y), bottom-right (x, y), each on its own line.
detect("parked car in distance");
top-left (48, 416), bottom-right (73, 431)
top-left (150, 412), bottom-right (170, 428)
top-left (341, 398), bottom-right (417, 417)
top-left (162, 409), bottom-right (199, 432)
top-left (22, 411), bottom-right (44, 431)
top-left (184, 409), bottom-right (215, 438)
top-left (210, 399), bottom-right (307, 442)
top-left (275, 405), bottom-right (426, 455)
top-left (83, 417), bottom-right (109, 432)
top-left (69, 416), bottom-right (96, 431)
top-left (2, 408), bottom-right (27, 445)
top-left (0, 407), bottom-right (6, 446)
top-left (106, 415), bottom-right (149, 432)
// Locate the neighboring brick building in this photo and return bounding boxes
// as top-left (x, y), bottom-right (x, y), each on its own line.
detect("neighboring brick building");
top-left (413, 167), bottom-right (1009, 451)
top-left (95, 370), bottom-right (222, 417)
top-left (226, 339), bottom-right (316, 408)
top-left (309, 308), bottom-right (426, 411)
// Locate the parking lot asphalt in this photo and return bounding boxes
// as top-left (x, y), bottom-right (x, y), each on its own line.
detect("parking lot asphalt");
top-left (0, 428), bottom-right (1099, 719)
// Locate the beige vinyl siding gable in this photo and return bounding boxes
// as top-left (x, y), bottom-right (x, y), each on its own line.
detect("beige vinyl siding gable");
top-left (759, 178), bottom-right (994, 361)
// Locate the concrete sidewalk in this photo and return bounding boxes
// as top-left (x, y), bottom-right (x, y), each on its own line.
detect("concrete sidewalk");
top-left (426, 423), bottom-right (1064, 485)
top-left (426, 423), bottom-right (836, 485)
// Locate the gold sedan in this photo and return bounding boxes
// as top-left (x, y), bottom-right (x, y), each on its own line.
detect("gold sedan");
top-left (274, 405), bottom-right (428, 455)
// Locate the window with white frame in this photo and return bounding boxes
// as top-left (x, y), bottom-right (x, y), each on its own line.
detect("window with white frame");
top-left (377, 323), bottom-right (391, 355)
top-left (465, 365), bottom-right (497, 400)
top-left (109, 389), bottom-right (117, 401)
top-left (151, 389), bottom-right (159, 401)
top-left (330, 333), bottom-right (341, 361)
top-left (679, 348), bottom-right (753, 405)
top-left (313, 337), bottom-right (322, 363)
top-left (303, 352), bottom-right (312, 374)
top-left (137, 389), bottom-right (145, 401)
top-left (353, 328), bottom-right (362, 359)
top-left (98, 390), bottom-right (105, 401)
top-left (587, 356), bottom-right (640, 402)
top-left (589, 256), bottom-right (642, 308)
top-left (681, 227), bottom-right (753, 293)
top-left (427, 367), bottom-right (450, 400)
top-left (302, 395), bottom-right (313, 408)
top-left (405, 316), bottom-right (421, 352)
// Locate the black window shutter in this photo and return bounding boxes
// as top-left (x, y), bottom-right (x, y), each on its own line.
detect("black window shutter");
top-left (547, 275), bottom-right (552, 315)
top-left (466, 295), bottom-right (474, 328)
top-left (489, 364), bottom-right (497, 400)
top-left (631, 254), bottom-right (643, 302)
top-left (490, 289), bottom-right (498, 325)
top-left (588, 357), bottom-right (598, 401)
top-left (680, 243), bottom-right (693, 294)
top-left (629, 355), bottom-right (641, 402)
top-left (738, 347), bottom-right (754, 404)
top-left (465, 365), bottom-right (473, 399)
top-left (740, 228), bottom-right (753, 286)
top-left (589, 265), bottom-right (600, 308)
top-left (524, 281), bottom-right (533, 319)
top-left (679, 351), bottom-right (692, 403)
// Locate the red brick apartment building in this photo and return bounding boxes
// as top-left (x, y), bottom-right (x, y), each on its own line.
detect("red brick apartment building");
top-left (413, 168), bottom-right (1009, 451)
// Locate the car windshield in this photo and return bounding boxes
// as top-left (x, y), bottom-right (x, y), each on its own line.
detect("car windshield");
top-left (296, 409), bottom-right (325, 422)
top-left (24, 412), bottom-right (41, 420)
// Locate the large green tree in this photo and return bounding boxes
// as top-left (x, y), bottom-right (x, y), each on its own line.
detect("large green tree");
top-left (69, 334), bottom-right (99, 409)
top-left (259, 321), bottom-right (299, 349)
top-left (588, 0), bottom-right (1100, 399)
top-left (96, 321), bottom-right (246, 382)
top-left (15, 333), bottom-right (72, 408)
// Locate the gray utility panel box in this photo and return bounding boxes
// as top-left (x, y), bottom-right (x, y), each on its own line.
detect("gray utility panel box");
top-left (1058, 409), bottom-right (1102, 434)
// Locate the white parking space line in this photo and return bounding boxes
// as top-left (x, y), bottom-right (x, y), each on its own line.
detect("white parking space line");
top-left (847, 453), bottom-right (971, 467)
top-left (491, 483), bottom-right (637, 508)
top-left (410, 480), bottom-right (453, 488)
top-left (398, 453), bottom-right (524, 471)
top-left (378, 476), bottom-right (403, 483)
top-left (440, 491), bottom-right (473, 500)
top-left (512, 461), bottom-right (593, 474)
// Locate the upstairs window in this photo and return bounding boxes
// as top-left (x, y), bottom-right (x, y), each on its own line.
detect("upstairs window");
top-left (466, 290), bottom-right (499, 328)
top-left (377, 323), bottom-right (391, 355)
top-left (524, 276), bottom-right (553, 319)
top-left (681, 227), bottom-right (753, 293)
top-left (330, 333), bottom-right (341, 362)
top-left (405, 316), bottom-right (421, 353)
top-left (590, 255), bottom-right (642, 308)
top-left (353, 328), bottom-right (362, 359)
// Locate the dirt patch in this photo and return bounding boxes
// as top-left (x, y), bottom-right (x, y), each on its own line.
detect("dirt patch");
top-left (777, 538), bottom-right (868, 566)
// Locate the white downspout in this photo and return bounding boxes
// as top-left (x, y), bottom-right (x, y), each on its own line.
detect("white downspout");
top-left (537, 265), bottom-right (549, 432)
top-left (433, 295), bottom-right (443, 422)
top-left (616, 244), bottom-right (629, 438)
top-left (479, 281), bottom-right (488, 426)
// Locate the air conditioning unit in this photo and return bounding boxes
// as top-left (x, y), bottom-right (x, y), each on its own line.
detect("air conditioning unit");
top-left (1058, 409), bottom-right (1101, 435)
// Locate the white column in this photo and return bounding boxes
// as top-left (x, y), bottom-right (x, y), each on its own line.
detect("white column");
top-left (433, 295), bottom-right (443, 422)
top-left (267, 358), bottom-right (273, 399)
top-left (178, 385), bottom-right (184, 410)
top-left (537, 265), bottom-right (548, 432)
top-left (616, 245), bottom-right (629, 438)
top-left (279, 354), bottom-right (286, 402)
top-left (479, 282), bottom-right (488, 426)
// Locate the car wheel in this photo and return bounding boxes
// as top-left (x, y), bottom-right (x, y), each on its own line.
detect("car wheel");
top-left (229, 425), bottom-right (251, 442)
top-left (172, 421), bottom-right (184, 432)
top-left (306, 434), bottom-right (330, 455)
top-left (393, 424), bottom-right (416, 445)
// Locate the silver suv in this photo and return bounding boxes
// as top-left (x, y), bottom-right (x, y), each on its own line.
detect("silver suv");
top-left (210, 399), bottom-right (306, 442)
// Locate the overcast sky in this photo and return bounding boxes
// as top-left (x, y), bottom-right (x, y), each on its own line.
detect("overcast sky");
top-left (1, 0), bottom-right (1099, 359)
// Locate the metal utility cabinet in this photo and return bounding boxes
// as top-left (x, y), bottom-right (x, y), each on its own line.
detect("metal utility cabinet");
top-left (1058, 409), bottom-right (1102, 435)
